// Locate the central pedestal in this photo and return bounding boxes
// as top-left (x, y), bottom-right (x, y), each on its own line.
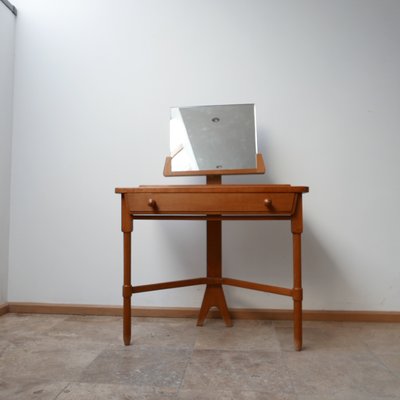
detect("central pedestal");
top-left (196, 218), bottom-right (233, 327)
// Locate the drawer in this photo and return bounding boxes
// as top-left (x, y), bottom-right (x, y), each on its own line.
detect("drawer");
top-left (126, 192), bottom-right (296, 215)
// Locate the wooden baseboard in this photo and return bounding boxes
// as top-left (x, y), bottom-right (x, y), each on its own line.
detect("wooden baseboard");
top-left (8, 302), bottom-right (123, 316)
top-left (0, 303), bottom-right (10, 316)
top-left (3, 302), bottom-right (400, 322)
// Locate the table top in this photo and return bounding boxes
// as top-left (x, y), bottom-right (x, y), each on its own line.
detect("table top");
top-left (115, 184), bottom-right (309, 194)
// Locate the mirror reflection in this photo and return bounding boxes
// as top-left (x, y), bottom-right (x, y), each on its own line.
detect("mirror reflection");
top-left (170, 104), bottom-right (257, 171)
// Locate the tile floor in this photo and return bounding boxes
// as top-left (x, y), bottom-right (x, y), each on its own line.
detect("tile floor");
top-left (0, 313), bottom-right (399, 399)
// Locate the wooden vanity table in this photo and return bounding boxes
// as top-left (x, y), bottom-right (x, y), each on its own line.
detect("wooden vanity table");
top-left (116, 154), bottom-right (309, 351)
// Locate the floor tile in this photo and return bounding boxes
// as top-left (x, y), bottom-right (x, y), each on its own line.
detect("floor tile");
top-left (0, 338), bottom-right (101, 382)
top-left (80, 346), bottom-right (191, 388)
top-left (45, 315), bottom-right (122, 346)
top-left (56, 382), bottom-right (177, 399)
top-left (194, 320), bottom-right (280, 352)
top-left (272, 320), bottom-right (342, 328)
top-left (177, 389), bottom-right (296, 399)
top-left (181, 349), bottom-right (293, 393)
top-left (283, 350), bottom-right (400, 397)
top-left (359, 324), bottom-right (400, 354)
top-left (375, 353), bottom-right (400, 378)
top-left (0, 379), bottom-right (68, 400)
top-left (275, 325), bottom-right (368, 352)
top-left (0, 339), bottom-right (10, 357)
top-left (297, 394), bottom-right (400, 400)
top-left (0, 313), bottom-right (67, 338)
top-left (1, 314), bottom-right (400, 399)
top-left (129, 317), bottom-right (198, 349)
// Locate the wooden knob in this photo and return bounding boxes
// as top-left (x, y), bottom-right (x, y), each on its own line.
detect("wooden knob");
top-left (148, 198), bottom-right (156, 208)
top-left (264, 198), bottom-right (272, 208)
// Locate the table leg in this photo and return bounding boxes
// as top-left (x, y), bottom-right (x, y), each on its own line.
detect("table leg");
top-left (123, 232), bottom-right (132, 345)
top-left (197, 219), bottom-right (232, 327)
top-left (293, 232), bottom-right (302, 351)
top-left (291, 194), bottom-right (303, 351)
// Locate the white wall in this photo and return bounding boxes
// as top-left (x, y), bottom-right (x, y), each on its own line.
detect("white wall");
top-left (8, 0), bottom-right (400, 311)
top-left (0, 2), bottom-right (16, 304)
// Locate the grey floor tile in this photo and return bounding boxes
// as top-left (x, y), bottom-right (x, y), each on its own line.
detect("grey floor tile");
top-left (0, 338), bottom-right (102, 382)
top-left (375, 353), bottom-right (400, 378)
top-left (0, 339), bottom-right (10, 357)
top-left (1, 314), bottom-right (400, 399)
top-left (56, 382), bottom-right (177, 400)
top-left (0, 379), bottom-right (68, 400)
top-left (0, 313), bottom-right (67, 338)
top-left (283, 350), bottom-right (400, 398)
top-left (129, 317), bottom-right (198, 349)
top-left (359, 324), bottom-right (400, 354)
top-left (334, 322), bottom-right (400, 329)
top-left (297, 394), bottom-right (400, 400)
top-left (272, 320), bottom-right (342, 328)
top-left (194, 319), bottom-right (280, 352)
top-left (80, 346), bottom-right (191, 388)
top-left (181, 349), bottom-right (294, 393)
top-left (4, 327), bottom-right (110, 352)
top-left (45, 315), bottom-right (123, 346)
top-left (275, 325), bottom-right (368, 353)
top-left (177, 389), bottom-right (297, 399)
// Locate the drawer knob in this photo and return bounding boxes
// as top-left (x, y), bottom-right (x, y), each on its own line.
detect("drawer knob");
top-left (264, 198), bottom-right (273, 208)
top-left (148, 198), bottom-right (157, 208)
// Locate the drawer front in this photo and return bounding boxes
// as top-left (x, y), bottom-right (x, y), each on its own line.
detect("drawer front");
top-left (126, 192), bottom-right (296, 215)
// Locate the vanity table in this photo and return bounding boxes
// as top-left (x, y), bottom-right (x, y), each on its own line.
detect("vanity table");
top-left (115, 105), bottom-right (308, 351)
top-left (116, 157), bottom-right (308, 351)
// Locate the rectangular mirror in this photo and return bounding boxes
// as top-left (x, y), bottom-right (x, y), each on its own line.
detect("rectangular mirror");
top-left (170, 104), bottom-right (257, 172)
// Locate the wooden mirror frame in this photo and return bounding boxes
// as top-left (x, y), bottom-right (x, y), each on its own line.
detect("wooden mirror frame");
top-left (164, 153), bottom-right (266, 178)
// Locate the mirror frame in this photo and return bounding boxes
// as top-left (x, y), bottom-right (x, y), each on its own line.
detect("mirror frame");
top-left (164, 153), bottom-right (265, 177)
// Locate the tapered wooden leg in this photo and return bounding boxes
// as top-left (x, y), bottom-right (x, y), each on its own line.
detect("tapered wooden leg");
top-left (123, 232), bottom-right (132, 345)
top-left (293, 233), bottom-right (303, 351)
top-left (197, 219), bottom-right (232, 327)
top-left (291, 194), bottom-right (303, 351)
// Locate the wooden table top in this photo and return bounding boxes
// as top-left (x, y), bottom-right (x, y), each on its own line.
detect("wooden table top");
top-left (115, 184), bottom-right (309, 194)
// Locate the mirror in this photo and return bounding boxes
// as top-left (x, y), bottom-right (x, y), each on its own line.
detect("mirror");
top-left (170, 104), bottom-right (258, 172)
